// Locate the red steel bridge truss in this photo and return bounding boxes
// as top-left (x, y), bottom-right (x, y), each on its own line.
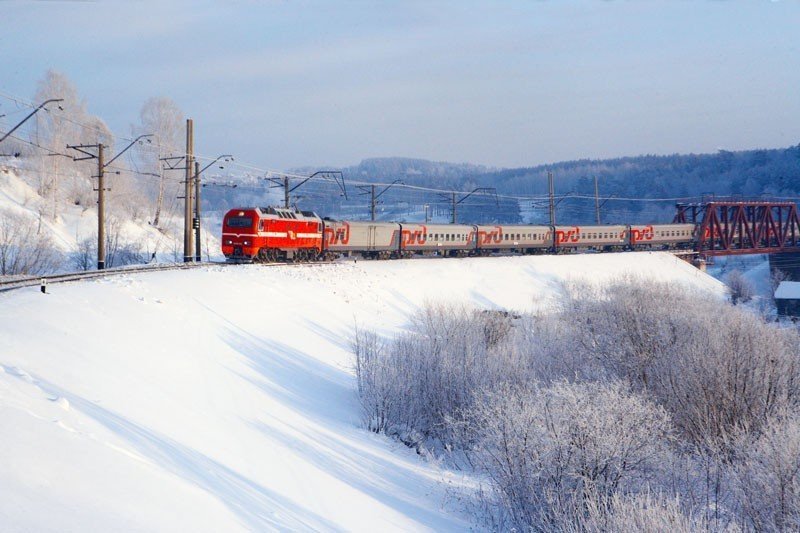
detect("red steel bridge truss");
top-left (674, 200), bottom-right (800, 256)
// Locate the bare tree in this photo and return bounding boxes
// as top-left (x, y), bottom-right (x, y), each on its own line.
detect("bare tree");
top-left (569, 492), bottom-right (713, 533)
top-left (33, 70), bottom-right (112, 220)
top-left (727, 269), bottom-right (754, 305)
top-left (133, 97), bottom-right (184, 227)
top-left (0, 209), bottom-right (62, 275)
top-left (460, 382), bottom-right (673, 531)
top-left (772, 267), bottom-right (790, 292)
top-left (72, 234), bottom-right (94, 271)
top-left (734, 412), bottom-right (800, 532)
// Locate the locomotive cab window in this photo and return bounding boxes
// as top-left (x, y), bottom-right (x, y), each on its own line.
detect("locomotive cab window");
top-left (227, 216), bottom-right (253, 228)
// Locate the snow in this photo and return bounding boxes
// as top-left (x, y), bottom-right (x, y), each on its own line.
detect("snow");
top-left (774, 281), bottom-right (800, 300)
top-left (0, 253), bottom-right (723, 531)
top-left (0, 164), bottom-right (221, 265)
top-left (706, 254), bottom-right (775, 312)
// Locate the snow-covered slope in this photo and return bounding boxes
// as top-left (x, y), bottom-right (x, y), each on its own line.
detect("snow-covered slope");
top-left (0, 164), bottom-right (220, 266)
top-left (0, 253), bottom-right (724, 531)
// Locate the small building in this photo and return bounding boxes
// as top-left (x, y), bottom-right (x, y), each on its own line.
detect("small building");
top-left (774, 281), bottom-right (800, 317)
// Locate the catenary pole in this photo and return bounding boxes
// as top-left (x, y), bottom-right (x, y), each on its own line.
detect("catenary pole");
top-left (97, 144), bottom-right (105, 270)
top-left (183, 119), bottom-right (193, 262)
top-left (194, 160), bottom-right (201, 262)
top-left (548, 171), bottom-right (555, 226)
top-left (594, 176), bottom-right (601, 224)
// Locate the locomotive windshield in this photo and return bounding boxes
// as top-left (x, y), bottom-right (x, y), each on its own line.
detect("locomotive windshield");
top-left (227, 216), bottom-right (253, 228)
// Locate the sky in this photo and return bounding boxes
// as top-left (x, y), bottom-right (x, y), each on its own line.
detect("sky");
top-left (2, 1), bottom-right (799, 171)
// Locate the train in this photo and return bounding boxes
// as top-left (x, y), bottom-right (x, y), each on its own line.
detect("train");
top-left (221, 206), bottom-right (698, 262)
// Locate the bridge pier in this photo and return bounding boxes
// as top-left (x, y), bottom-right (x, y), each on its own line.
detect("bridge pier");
top-left (769, 252), bottom-right (800, 282)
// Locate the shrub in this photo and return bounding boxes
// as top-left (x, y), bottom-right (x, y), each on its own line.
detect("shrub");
top-left (460, 382), bottom-right (673, 531)
top-left (734, 413), bottom-right (800, 532)
top-left (0, 208), bottom-right (62, 275)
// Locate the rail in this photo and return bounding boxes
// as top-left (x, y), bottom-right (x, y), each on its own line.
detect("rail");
top-left (0, 262), bottom-right (229, 293)
top-left (0, 259), bottom-right (339, 294)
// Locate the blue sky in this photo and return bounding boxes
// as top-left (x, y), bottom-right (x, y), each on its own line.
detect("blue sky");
top-left (2, 1), bottom-right (799, 170)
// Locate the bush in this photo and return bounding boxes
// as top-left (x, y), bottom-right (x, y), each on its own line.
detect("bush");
top-left (571, 492), bottom-right (716, 533)
top-left (562, 280), bottom-right (800, 449)
top-left (352, 279), bottom-right (800, 530)
top-left (353, 304), bottom-right (536, 442)
top-left (460, 382), bottom-right (673, 531)
top-left (0, 208), bottom-right (62, 275)
top-left (727, 269), bottom-right (754, 305)
top-left (734, 413), bottom-right (800, 532)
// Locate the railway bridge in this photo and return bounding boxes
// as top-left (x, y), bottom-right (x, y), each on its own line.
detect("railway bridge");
top-left (673, 199), bottom-right (800, 279)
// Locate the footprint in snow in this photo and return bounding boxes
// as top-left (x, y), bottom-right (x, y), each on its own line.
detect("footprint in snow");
top-left (7, 366), bottom-right (33, 383)
top-left (48, 396), bottom-right (70, 411)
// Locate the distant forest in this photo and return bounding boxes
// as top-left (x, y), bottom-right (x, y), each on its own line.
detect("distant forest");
top-left (329, 146), bottom-right (800, 224)
top-left (206, 146), bottom-right (800, 226)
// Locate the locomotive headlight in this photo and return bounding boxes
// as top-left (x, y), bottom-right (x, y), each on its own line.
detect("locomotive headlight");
top-left (225, 239), bottom-right (233, 245)
top-left (243, 240), bottom-right (250, 245)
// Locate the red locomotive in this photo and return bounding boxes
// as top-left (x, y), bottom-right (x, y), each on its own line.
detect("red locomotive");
top-left (221, 207), bottom-right (323, 262)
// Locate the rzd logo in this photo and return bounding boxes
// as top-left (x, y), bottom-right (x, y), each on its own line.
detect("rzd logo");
top-left (555, 227), bottom-right (580, 244)
top-left (630, 225), bottom-right (654, 243)
top-left (324, 222), bottom-right (350, 245)
top-left (401, 225), bottom-right (428, 245)
top-left (478, 226), bottom-right (503, 244)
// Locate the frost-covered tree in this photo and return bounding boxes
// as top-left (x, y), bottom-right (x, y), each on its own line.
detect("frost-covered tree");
top-left (0, 209), bottom-right (61, 275)
top-left (561, 280), bottom-right (800, 449)
top-left (132, 97), bottom-right (184, 227)
top-left (569, 492), bottom-right (714, 533)
top-left (461, 382), bottom-right (673, 531)
top-left (33, 69), bottom-right (113, 218)
top-left (734, 413), bottom-right (800, 532)
top-left (727, 269), bottom-right (754, 305)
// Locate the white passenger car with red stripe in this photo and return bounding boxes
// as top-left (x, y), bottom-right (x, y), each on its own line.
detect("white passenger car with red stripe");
top-left (399, 224), bottom-right (476, 256)
top-left (475, 225), bottom-right (552, 253)
top-left (554, 225), bottom-right (627, 251)
top-left (629, 224), bottom-right (695, 249)
top-left (323, 220), bottom-right (401, 259)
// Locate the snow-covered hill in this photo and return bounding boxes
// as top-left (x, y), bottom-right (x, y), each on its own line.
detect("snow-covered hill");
top-left (0, 254), bottom-right (724, 531)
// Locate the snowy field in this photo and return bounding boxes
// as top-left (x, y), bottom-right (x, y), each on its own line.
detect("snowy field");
top-left (0, 253), bottom-right (724, 532)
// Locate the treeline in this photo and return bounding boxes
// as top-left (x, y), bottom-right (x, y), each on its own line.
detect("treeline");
top-left (324, 147), bottom-right (800, 224)
top-left (353, 281), bottom-right (800, 531)
top-left (0, 69), bottom-right (198, 275)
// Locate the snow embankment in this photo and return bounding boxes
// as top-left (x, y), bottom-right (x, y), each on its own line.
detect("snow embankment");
top-left (0, 253), bottom-right (723, 532)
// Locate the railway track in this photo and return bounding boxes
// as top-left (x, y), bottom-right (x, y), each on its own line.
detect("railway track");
top-left (0, 250), bottom-right (700, 295)
top-left (0, 262), bottom-right (231, 293)
top-left (0, 259), bottom-right (340, 294)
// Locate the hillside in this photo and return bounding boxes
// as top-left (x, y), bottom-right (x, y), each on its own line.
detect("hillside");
top-left (0, 162), bottom-right (220, 274)
top-left (0, 254), bottom-right (723, 531)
